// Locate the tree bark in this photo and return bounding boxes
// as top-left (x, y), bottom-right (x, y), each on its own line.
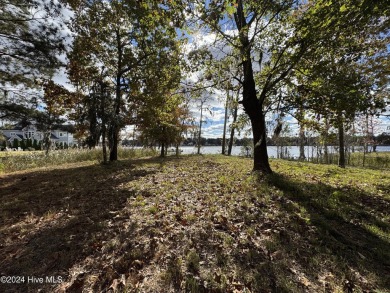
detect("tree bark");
top-left (102, 125), bottom-right (107, 164)
top-left (109, 29), bottom-right (123, 162)
top-left (298, 123), bottom-right (306, 161)
top-left (235, 1), bottom-right (272, 173)
top-left (109, 79), bottom-right (120, 161)
top-left (100, 83), bottom-right (107, 164)
top-left (221, 89), bottom-right (229, 155)
top-left (240, 51), bottom-right (271, 173)
top-left (338, 115), bottom-right (345, 168)
top-left (323, 117), bottom-right (330, 164)
top-left (160, 142), bottom-right (165, 158)
top-left (227, 99), bottom-right (238, 156)
top-left (197, 102), bottom-right (203, 155)
top-left (175, 144), bottom-right (180, 156)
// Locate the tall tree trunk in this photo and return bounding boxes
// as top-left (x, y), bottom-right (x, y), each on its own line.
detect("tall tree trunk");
top-left (175, 144), bottom-right (180, 156)
top-left (110, 30), bottom-right (123, 162)
top-left (338, 114), bottom-right (345, 168)
top-left (109, 79), bottom-right (120, 161)
top-left (44, 130), bottom-right (51, 156)
top-left (160, 142), bottom-right (165, 158)
top-left (109, 71), bottom-right (122, 161)
top-left (351, 122), bottom-right (355, 153)
top-left (363, 113), bottom-right (369, 166)
top-left (102, 125), bottom-right (107, 164)
top-left (101, 88), bottom-right (107, 164)
top-left (228, 97), bottom-right (238, 156)
top-left (298, 123), bottom-right (306, 161)
top-left (297, 102), bottom-right (305, 161)
top-left (238, 53), bottom-right (270, 168)
top-left (248, 108), bottom-right (271, 173)
top-left (324, 117), bottom-right (329, 164)
top-left (240, 64), bottom-right (270, 171)
top-left (241, 55), bottom-right (272, 170)
top-left (324, 141), bottom-right (329, 164)
top-left (235, 2), bottom-right (271, 173)
top-left (197, 102), bottom-right (203, 155)
top-left (221, 89), bottom-right (229, 155)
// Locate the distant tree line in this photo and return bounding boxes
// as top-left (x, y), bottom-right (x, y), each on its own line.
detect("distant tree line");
top-left (121, 133), bottom-right (390, 148)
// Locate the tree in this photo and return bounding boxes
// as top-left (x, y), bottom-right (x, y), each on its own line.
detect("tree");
top-left (20, 139), bottom-right (26, 150)
top-left (227, 89), bottom-right (240, 156)
top-left (33, 139), bottom-right (39, 150)
top-left (40, 80), bottom-right (70, 154)
top-left (0, 0), bottom-right (66, 90)
top-left (180, 0), bottom-right (314, 173)
top-left (290, 0), bottom-right (389, 168)
top-left (176, 0), bottom-right (390, 173)
top-left (138, 94), bottom-right (189, 157)
top-left (0, 90), bottom-right (41, 122)
top-left (68, 0), bottom-right (182, 161)
top-left (12, 139), bottom-right (19, 149)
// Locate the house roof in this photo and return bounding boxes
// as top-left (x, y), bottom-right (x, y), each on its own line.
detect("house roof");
top-left (1, 126), bottom-right (23, 131)
top-left (1, 124), bottom-right (75, 133)
top-left (51, 133), bottom-right (59, 140)
top-left (8, 134), bottom-right (23, 141)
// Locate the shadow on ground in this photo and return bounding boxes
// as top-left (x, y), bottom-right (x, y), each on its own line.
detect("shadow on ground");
top-left (0, 156), bottom-right (388, 292)
top-left (0, 157), bottom-right (173, 292)
top-left (263, 173), bottom-right (390, 291)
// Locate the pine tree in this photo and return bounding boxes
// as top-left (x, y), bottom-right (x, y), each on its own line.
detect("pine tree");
top-left (0, 0), bottom-right (66, 90)
top-left (33, 139), bottom-right (39, 150)
top-left (20, 140), bottom-right (26, 150)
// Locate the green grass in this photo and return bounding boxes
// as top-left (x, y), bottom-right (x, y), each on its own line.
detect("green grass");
top-left (0, 155), bottom-right (389, 292)
top-left (312, 151), bottom-right (390, 169)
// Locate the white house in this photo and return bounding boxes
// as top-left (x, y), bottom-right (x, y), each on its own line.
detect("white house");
top-left (0, 124), bottom-right (75, 148)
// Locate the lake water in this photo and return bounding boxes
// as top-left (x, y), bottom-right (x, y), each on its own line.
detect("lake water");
top-left (176, 145), bottom-right (390, 158)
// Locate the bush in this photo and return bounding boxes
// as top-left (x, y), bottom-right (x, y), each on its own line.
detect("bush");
top-left (12, 139), bottom-right (19, 149)
top-left (20, 140), bottom-right (26, 150)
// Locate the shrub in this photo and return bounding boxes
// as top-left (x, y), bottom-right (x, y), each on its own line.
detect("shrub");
top-left (20, 140), bottom-right (26, 150)
top-left (12, 139), bottom-right (19, 149)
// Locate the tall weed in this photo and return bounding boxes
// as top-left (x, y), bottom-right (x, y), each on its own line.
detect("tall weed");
top-left (0, 148), bottom-right (156, 173)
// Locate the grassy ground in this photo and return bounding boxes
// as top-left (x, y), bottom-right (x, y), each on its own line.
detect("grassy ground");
top-left (0, 148), bottom-right (156, 173)
top-left (0, 150), bottom-right (44, 157)
top-left (0, 155), bottom-right (389, 292)
top-left (311, 151), bottom-right (390, 169)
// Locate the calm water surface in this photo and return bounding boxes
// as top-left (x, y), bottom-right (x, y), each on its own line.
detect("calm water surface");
top-left (177, 145), bottom-right (390, 158)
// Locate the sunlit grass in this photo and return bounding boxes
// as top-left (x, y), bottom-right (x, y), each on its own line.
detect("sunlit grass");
top-left (0, 150), bottom-right (44, 157)
top-left (0, 147), bottom-right (157, 173)
top-left (312, 151), bottom-right (390, 169)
